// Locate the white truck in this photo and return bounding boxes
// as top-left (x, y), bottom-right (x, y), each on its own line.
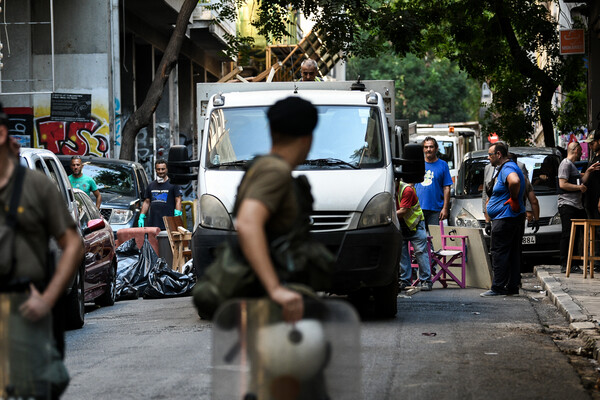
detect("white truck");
top-left (410, 125), bottom-right (480, 182)
top-left (168, 80), bottom-right (423, 317)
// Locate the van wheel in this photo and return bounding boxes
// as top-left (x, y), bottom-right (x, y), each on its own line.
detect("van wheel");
top-left (373, 268), bottom-right (399, 318)
top-left (95, 261), bottom-right (117, 307)
top-left (66, 268), bottom-right (85, 329)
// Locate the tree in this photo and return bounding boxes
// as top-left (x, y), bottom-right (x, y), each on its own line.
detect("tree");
top-left (217, 0), bottom-right (585, 147)
top-left (119, 0), bottom-right (199, 161)
top-left (347, 52), bottom-right (480, 123)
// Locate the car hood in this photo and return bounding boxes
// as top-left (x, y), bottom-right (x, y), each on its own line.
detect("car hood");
top-left (100, 191), bottom-right (139, 208)
top-left (202, 168), bottom-right (390, 213)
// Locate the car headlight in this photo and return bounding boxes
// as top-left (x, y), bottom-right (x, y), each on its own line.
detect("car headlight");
top-left (454, 208), bottom-right (480, 228)
top-left (358, 193), bottom-right (394, 229)
top-left (109, 209), bottom-right (133, 225)
top-left (550, 212), bottom-right (561, 225)
top-left (200, 194), bottom-right (233, 230)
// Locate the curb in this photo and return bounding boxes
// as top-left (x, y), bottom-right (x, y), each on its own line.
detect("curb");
top-left (534, 266), bottom-right (600, 361)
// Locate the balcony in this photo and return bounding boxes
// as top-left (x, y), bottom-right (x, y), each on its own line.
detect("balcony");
top-left (189, 2), bottom-right (237, 57)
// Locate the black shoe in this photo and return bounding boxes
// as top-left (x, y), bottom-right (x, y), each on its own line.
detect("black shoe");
top-left (420, 282), bottom-right (433, 291)
top-left (480, 290), bottom-right (505, 297)
top-left (571, 265), bottom-right (583, 274)
top-left (506, 288), bottom-right (519, 296)
top-left (560, 266), bottom-right (567, 273)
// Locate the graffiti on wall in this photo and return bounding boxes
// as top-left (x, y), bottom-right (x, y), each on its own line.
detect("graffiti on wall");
top-left (35, 116), bottom-right (109, 157)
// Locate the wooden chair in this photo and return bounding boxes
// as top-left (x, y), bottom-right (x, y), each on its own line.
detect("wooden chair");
top-left (163, 216), bottom-right (192, 272)
top-left (430, 221), bottom-right (468, 288)
top-left (566, 219), bottom-right (600, 278)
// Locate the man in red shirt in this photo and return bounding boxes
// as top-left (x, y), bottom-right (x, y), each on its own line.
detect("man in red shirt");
top-left (397, 180), bottom-right (432, 291)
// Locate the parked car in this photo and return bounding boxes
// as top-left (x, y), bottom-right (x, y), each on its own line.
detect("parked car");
top-left (449, 147), bottom-right (562, 260)
top-left (58, 155), bottom-right (149, 236)
top-left (73, 188), bottom-right (118, 307)
top-left (18, 148), bottom-right (96, 328)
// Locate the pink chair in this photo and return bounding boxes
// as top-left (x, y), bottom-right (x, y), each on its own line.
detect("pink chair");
top-left (430, 221), bottom-right (467, 288)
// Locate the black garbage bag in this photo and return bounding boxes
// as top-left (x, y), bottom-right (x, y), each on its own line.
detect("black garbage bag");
top-left (115, 235), bottom-right (158, 300)
top-left (143, 258), bottom-right (196, 299)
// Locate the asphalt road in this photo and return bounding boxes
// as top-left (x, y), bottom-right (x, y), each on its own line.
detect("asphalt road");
top-left (62, 280), bottom-right (591, 400)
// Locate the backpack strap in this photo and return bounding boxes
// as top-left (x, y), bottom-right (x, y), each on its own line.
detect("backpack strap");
top-left (4, 163), bottom-right (26, 279)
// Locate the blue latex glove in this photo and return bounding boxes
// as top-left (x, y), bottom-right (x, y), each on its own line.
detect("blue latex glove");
top-left (174, 209), bottom-right (182, 217)
top-left (138, 214), bottom-right (146, 227)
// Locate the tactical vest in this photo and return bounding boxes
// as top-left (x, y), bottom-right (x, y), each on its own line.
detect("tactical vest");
top-left (397, 182), bottom-right (424, 232)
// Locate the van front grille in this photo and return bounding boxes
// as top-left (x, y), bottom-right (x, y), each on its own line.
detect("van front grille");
top-left (310, 211), bottom-right (352, 232)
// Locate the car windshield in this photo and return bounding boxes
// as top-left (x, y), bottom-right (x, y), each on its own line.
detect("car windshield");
top-left (205, 105), bottom-right (384, 170)
top-left (455, 153), bottom-right (561, 197)
top-left (81, 163), bottom-right (135, 196)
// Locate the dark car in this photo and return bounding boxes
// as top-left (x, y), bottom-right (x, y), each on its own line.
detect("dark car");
top-left (73, 189), bottom-right (118, 307)
top-left (58, 155), bottom-right (150, 236)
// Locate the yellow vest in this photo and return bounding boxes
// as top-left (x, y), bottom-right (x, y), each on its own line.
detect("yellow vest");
top-left (397, 182), bottom-right (424, 231)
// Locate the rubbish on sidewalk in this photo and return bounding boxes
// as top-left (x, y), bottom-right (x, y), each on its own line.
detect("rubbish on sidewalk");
top-left (472, 312), bottom-right (480, 315)
top-left (422, 332), bottom-right (437, 337)
top-left (397, 294), bottom-right (412, 299)
top-left (406, 286), bottom-right (420, 296)
top-left (484, 352), bottom-right (498, 356)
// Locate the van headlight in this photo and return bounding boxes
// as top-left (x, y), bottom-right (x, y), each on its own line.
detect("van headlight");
top-left (550, 212), bottom-right (561, 225)
top-left (200, 194), bottom-right (233, 230)
top-left (454, 208), bottom-right (480, 228)
top-left (358, 193), bottom-right (394, 229)
top-left (109, 209), bottom-right (133, 225)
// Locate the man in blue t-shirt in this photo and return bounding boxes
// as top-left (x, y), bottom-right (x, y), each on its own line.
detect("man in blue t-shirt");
top-left (138, 159), bottom-right (183, 230)
top-left (415, 137), bottom-right (453, 231)
top-left (69, 155), bottom-right (102, 209)
top-left (481, 142), bottom-right (526, 297)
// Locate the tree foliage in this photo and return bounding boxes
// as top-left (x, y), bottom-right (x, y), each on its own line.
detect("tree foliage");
top-left (347, 52), bottom-right (480, 124)
top-left (213, 0), bottom-right (587, 147)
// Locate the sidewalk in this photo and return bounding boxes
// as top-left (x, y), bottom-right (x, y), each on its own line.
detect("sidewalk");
top-left (534, 264), bottom-right (600, 361)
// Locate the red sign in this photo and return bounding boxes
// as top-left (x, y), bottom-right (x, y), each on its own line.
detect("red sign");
top-left (488, 133), bottom-right (499, 144)
top-left (560, 29), bottom-right (585, 55)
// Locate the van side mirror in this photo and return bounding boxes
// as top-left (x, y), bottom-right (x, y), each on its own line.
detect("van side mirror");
top-left (392, 143), bottom-right (425, 183)
top-left (167, 145), bottom-right (199, 185)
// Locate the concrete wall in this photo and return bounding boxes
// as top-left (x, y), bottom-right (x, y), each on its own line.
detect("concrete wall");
top-left (0, 0), bottom-right (112, 156)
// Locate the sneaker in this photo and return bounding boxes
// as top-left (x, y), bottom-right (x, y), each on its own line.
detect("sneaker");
top-left (420, 282), bottom-right (433, 291)
top-left (571, 265), bottom-right (583, 274)
top-left (480, 290), bottom-right (505, 297)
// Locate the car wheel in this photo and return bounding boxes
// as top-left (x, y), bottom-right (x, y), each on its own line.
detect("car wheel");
top-left (372, 267), bottom-right (399, 318)
top-left (66, 268), bottom-right (85, 329)
top-left (95, 261), bottom-right (117, 307)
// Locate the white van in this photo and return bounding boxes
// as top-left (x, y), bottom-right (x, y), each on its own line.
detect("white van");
top-left (169, 80), bottom-right (424, 317)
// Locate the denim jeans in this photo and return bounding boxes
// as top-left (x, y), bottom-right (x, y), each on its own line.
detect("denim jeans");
top-left (400, 220), bottom-right (431, 285)
top-left (422, 210), bottom-right (440, 234)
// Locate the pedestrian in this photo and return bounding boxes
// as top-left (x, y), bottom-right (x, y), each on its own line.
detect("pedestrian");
top-left (481, 142), bottom-right (526, 297)
top-left (415, 136), bottom-right (453, 232)
top-left (582, 131), bottom-right (600, 270)
top-left (300, 59), bottom-right (322, 82)
top-left (235, 96), bottom-right (319, 322)
top-left (397, 180), bottom-right (432, 291)
top-left (482, 149), bottom-right (540, 238)
top-left (0, 106), bottom-right (84, 399)
top-left (557, 142), bottom-right (600, 273)
top-left (69, 155), bottom-right (102, 209)
top-left (138, 159), bottom-right (183, 230)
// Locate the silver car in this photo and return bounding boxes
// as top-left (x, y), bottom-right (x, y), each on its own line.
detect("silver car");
top-left (449, 147), bottom-right (562, 258)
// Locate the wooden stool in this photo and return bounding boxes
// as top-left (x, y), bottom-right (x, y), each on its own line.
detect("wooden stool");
top-left (566, 219), bottom-right (600, 278)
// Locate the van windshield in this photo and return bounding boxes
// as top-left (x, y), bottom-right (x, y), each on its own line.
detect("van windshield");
top-left (205, 105), bottom-right (384, 169)
top-left (437, 141), bottom-right (455, 170)
top-left (455, 153), bottom-right (561, 197)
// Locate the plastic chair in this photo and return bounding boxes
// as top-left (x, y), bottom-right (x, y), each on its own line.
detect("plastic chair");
top-left (430, 221), bottom-right (467, 288)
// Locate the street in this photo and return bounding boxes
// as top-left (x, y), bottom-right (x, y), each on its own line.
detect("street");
top-left (62, 273), bottom-right (594, 400)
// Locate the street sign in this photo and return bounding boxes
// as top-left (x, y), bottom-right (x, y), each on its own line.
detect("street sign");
top-left (560, 29), bottom-right (585, 55)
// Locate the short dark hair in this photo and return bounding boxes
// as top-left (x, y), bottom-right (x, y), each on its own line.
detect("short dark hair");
top-left (423, 136), bottom-right (438, 149)
top-left (155, 159), bottom-right (167, 167)
top-left (491, 142), bottom-right (508, 157)
top-left (267, 97), bottom-right (318, 138)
